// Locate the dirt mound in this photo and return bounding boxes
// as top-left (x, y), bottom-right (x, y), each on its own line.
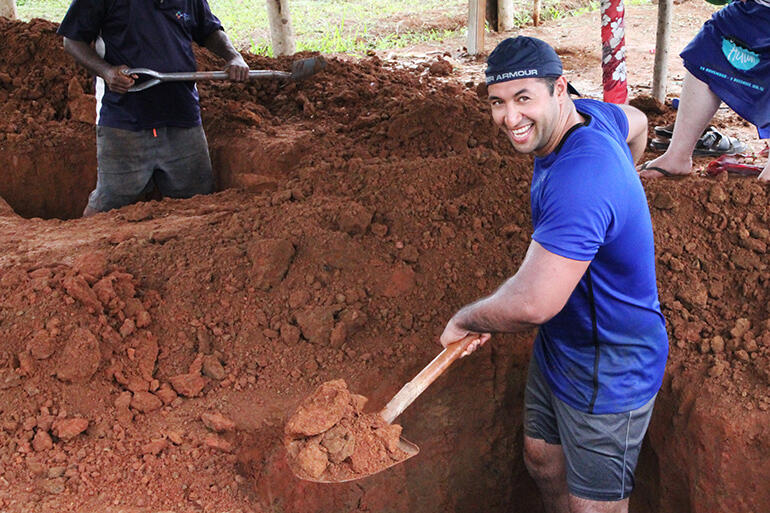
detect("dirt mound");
top-left (0, 17), bottom-right (93, 144)
top-left (0, 17), bottom-right (768, 513)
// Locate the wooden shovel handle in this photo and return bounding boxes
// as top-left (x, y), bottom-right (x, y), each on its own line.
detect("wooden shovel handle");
top-left (379, 335), bottom-right (479, 424)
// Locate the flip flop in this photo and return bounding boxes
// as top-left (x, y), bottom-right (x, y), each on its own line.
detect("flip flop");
top-left (638, 161), bottom-right (689, 179)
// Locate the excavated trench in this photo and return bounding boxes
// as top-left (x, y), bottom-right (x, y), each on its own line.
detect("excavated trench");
top-left (0, 17), bottom-right (768, 513)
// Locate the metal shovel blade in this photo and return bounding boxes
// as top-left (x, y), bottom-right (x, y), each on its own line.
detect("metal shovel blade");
top-left (290, 56), bottom-right (327, 81)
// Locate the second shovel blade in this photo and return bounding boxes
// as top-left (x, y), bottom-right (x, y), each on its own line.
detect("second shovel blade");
top-left (290, 57), bottom-right (327, 81)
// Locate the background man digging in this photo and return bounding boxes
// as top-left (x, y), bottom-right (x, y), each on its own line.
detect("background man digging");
top-left (58, 0), bottom-right (249, 216)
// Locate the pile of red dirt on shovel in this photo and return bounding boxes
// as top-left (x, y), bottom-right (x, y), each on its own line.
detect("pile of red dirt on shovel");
top-left (284, 379), bottom-right (409, 481)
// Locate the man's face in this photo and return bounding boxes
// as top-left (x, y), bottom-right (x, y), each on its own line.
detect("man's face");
top-left (487, 77), bottom-right (561, 157)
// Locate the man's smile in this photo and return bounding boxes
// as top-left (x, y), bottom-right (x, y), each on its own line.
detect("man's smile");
top-left (509, 122), bottom-right (534, 143)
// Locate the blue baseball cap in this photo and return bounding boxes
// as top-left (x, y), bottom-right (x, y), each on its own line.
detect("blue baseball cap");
top-left (485, 36), bottom-right (579, 95)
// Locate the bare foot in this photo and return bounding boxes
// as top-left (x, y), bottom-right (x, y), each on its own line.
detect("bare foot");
top-left (637, 153), bottom-right (693, 179)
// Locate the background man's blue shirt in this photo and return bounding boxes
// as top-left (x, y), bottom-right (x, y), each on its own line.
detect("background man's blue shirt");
top-left (58, 0), bottom-right (223, 130)
top-left (531, 98), bottom-right (668, 414)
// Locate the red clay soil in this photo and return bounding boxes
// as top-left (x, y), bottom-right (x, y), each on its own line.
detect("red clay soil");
top-left (284, 379), bottom-right (409, 482)
top-left (0, 11), bottom-right (769, 513)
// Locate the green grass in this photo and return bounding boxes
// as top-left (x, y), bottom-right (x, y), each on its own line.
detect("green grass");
top-left (15, 0), bottom-right (649, 57)
top-left (217, 0), bottom-right (468, 56)
top-left (16, 0), bottom-right (467, 55)
top-left (16, 0), bottom-right (70, 20)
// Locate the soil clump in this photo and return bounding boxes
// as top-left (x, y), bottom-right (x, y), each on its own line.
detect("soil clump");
top-left (284, 379), bottom-right (409, 481)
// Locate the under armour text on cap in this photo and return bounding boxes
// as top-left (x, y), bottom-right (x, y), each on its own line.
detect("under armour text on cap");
top-left (485, 36), bottom-right (580, 95)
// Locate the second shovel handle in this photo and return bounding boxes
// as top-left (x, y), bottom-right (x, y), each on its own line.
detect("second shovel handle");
top-left (379, 335), bottom-right (479, 424)
top-left (124, 69), bottom-right (291, 81)
top-left (190, 70), bottom-right (291, 80)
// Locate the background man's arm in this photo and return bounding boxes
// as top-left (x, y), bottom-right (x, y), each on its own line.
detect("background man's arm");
top-left (203, 30), bottom-right (249, 81)
top-left (617, 103), bottom-right (648, 164)
top-left (440, 240), bottom-right (590, 351)
top-left (62, 37), bottom-right (135, 93)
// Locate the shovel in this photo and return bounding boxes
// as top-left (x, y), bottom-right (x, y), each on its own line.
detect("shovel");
top-left (123, 56), bottom-right (326, 93)
top-left (301, 334), bottom-right (479, 483)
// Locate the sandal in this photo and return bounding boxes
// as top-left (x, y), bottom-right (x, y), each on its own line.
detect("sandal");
top-left (693, 128), bottom-right (748, 156)
top-left (648, 127), bottom-right (747, 156)
top-left (649, 138), bottom-right (670, 151)
top-left (653, 123), bottom-right (675, 139)
top-left (653, 124), bottom-right (711, 140)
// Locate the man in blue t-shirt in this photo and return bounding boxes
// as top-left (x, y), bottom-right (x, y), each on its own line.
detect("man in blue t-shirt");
top-left (440, 36), bottom-right (668, 512)
top-left (57, 0), bottom-right (250, 216)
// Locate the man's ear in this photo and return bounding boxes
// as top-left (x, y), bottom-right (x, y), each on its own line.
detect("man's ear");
top-left (555, 76), bottom-right (569, 99)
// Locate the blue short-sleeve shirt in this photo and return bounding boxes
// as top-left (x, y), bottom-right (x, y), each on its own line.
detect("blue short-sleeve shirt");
top-left (58, 0), bottom-right (223, 130)
top-left (531, 98), bottom-right (668, 414)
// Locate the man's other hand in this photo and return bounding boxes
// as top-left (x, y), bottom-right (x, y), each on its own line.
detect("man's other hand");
top-left (225, 55), bottom-right (249, 81)
top-left (102, 65), bottom-right (135, 94)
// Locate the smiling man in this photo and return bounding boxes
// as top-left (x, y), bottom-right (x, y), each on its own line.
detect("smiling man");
top-left (440, 37), bottom-right (667, 513)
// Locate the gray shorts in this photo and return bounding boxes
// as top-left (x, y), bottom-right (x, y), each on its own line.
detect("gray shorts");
top-left (89, 125), bottom-right (214, 212)
top-left (524, 354), bottom-right (656, 502)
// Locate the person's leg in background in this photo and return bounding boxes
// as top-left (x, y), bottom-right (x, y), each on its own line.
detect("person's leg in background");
top-left (84, 126), bottom-right (156, 216)
top-left (638, 71), bottom-right (721, 178)
top-left (153, 125), bottom-right (214, 199)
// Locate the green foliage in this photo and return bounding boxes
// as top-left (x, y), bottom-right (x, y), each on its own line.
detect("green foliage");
top-left (248, 38), bottom-right (272, 57)
top-left (16, 0), bottom-right (71, 21)
top-left (212, 0), bottom-right (466, 54)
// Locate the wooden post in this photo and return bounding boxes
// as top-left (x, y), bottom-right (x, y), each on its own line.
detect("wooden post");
top-left (266, 0), bottom-right (295, 56)
top-left (467, 0), bottom-right (486, 55)
top-left (498, 0), bottom-right (514, 32)
top-left (533, 0), bottom-right (542, 26)
top-left (652, 0), bottom-right (672, 103)
top-left (0, 0), bottom-right (17, 19)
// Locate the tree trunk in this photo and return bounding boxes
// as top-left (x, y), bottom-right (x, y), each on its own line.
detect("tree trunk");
top-left (266, 0), bottom-right (295, 56)
top-left (498, 0), bottom-right (514, 32)
top-left (533, 0), bottom-right (541, 26)
top-left (652, 0), bottom-right (672, 103)
top-left (467, 0), bottom-right (486, 55)
top-left (0, 0), bottom-right (17, 19)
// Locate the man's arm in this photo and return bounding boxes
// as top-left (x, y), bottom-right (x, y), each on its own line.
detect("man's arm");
top-left (62, 37), bottom-right (135, 94)
top-left (202, 30), bottom-right (249, 81)
top-left (440, 240), bottom-right (591, 351)
top-left (617, 103), bottom-right (648, 164)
